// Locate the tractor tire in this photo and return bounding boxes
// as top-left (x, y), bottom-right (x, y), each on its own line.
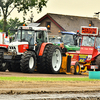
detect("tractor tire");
top-left (37, 45), bottom-right (62, 74)
top-left (7, 64), bottom-right (13, 72)
top-left (20, 51), bottom-right (36, 73)
top-left (0, 49), bottom-right (8, 71)
top-left (37, 44), bottom-right (51, 73)
top-left (10, 63), bottom-right (21, 72)
top-left (74, 62), bottom-right (80, 75)
top-left (1, 63), bottom-right (11, 72)
top-left (95, 55), bottom-right (100, 71)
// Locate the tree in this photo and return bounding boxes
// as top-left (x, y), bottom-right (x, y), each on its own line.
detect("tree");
top-left (0, 0), bottom-right (48, 32)
top-left (7, 17), bottom-right (24, 30)
top-left (0, 17), bottom-right (24, 33)
top-left (0, 19), bottom-right (3, 31)
top-left (7, 17), bottom-right (25, 35)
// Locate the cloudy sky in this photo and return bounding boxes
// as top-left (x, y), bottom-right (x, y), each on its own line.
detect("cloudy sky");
top-left (4, 0), bottom-right (100, 22)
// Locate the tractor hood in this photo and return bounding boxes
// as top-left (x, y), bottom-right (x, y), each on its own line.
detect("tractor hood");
top-left (8, 41), bottom-right (29, 55)
top-left (80, 46), bottom-right (95, 55)
top-left (65, 45), bottom-right (80, 51)
top-left (9, 41), bottom-right (28, 46)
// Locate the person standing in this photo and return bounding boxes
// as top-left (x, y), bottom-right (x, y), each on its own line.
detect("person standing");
top-left (60, 43), bottom-right (67, 56)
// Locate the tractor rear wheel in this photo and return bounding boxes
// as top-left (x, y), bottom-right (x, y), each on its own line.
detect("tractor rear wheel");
top-left (74, 62), bottom-right (80, 75)
top-left (37, 45), bottom-right (50, 73)
top-left (20, 51), bottom-right (36, 73)
top-left (37, 45), bottom-right (62, 74)
top-left (47, 45), bottom-right (62, 73)
top-left (95, 55), bottom-right (100, 71)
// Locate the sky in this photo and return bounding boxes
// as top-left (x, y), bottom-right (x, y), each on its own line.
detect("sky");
top-left (2, 0), bottom-right (100, 22)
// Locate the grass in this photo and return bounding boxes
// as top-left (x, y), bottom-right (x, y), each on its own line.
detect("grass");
top-left (0, 76), bottom-right (100, 81)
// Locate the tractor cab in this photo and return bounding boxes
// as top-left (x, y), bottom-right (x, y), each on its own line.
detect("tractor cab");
top-left (8, 26), bottom-right (48, 54)
top-left (79, 26), bottom-right (99, 55)
top-left (60, 31), bottom-right (80, 52)
top-left (61, 32), bottom-right (77, 46)
top-left (67, 25), bottom-right (100, 74)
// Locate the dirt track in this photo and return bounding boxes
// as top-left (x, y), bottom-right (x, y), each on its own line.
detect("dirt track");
top-left (0, 71), bottom-right (100, 95)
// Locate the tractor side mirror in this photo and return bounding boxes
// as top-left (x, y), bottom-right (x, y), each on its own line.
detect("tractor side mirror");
top-left (73, 34), bottom-right (77, 46)
top-left (74, 40), bottom-right (77, 46)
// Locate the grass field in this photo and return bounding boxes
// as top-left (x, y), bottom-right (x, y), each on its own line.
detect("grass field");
top-left (0, 76), bottom-right (100, 81)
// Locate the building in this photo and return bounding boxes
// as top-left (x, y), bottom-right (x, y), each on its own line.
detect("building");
top-left (35, 13), bottom-right (100, 36)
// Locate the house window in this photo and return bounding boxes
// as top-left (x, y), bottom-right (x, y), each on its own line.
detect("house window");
top-left (46, 22), bottom-right (51, 30)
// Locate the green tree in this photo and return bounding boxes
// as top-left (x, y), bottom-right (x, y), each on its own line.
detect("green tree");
top-left (7, 17), bottom-right (24, 30)
top-left (0, 17), bottom-right (25, 34)
top-left (7, 17), bottom-right (25, 35)
top-left (0, 19), bottom-right (3, 31)
top-left (0, 0), bottom-right (48, 32)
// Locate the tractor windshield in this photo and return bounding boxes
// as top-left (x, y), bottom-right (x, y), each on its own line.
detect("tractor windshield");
top-left (49, 37), bottom-right (61, 43)
top-left (96, 37), bottom-right (100, 51)
top-left (82, 36), bottom-right (95, 46)
top-left (16, 30), bottom-right (35, 42)
top-left (62, 34), bottom-right (74, 46)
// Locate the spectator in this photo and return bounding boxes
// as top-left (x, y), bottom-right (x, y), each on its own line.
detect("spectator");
top-left (60, 43), bottom-right (67, 56)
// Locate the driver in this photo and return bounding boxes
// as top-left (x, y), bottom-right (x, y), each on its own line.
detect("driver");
top-left (60, 43), bottom-right (67, 56)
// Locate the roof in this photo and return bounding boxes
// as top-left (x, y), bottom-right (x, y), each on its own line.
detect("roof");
top-left (36, 13), bottom-right (100, 32)
top-left (28, 23), bottom-right (40, 27)
top-left (61, 31), bottom-right (76, 35)
top-left (18, 26), bottom-right (47, 31)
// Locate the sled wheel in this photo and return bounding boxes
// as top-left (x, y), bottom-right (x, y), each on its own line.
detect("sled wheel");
top-left (74, 62), bottom-right (80, 75)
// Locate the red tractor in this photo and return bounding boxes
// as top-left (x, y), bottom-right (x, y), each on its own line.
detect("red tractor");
top-left (67, 25), bottom-right (100, 74)
top-left (0, 26), bottom-right (62, 73)
top-left (0, 32), bottom-right (10, 71)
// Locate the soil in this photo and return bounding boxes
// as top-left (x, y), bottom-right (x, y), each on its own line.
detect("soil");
top-left (0, 71), bottom-right (100, 95)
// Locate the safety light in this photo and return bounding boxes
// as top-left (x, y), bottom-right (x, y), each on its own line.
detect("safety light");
top-left (53, 36), bottom-right (55, 38)
top-left (77, 30), bottom-right (79, 33)
top-left (23, 24), bottom-right (25, 26)
top-left (89, 24), bottom-right (91, 27)
top-left (47, 25), bottom-right (50, 28)
top-left (58, 30), bottom-right (61, 33)
top-left (34, 43), bottom-right (37, 46)
top-left (2, 33), bottom-right (4, 37)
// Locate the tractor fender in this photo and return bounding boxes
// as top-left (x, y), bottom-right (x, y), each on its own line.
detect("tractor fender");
top-left (0, 47), bottom-right (8, 52)
top-left (0, 44), bottom-right (8, 49)
top-left (92, 52), bottom-right (100, 60)
top-left (94, 53), bottom-right (100, 59)
top-left (38, 43), bottom-right (52, 56)
top-left (26, 49), bottom-right (37, 56)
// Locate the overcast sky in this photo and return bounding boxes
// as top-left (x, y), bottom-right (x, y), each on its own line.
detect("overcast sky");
top-left (4, 0), bottom-right (100, 22)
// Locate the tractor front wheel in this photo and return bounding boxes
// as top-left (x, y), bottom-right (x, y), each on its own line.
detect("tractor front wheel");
top-left (20, 51), bottom-right (36, 73)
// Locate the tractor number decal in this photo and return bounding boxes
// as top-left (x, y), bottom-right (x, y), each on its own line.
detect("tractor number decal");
top-left (68, 54), bottom-right (79, 62)
top-left (79, 55), bottom-right (88, 62)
